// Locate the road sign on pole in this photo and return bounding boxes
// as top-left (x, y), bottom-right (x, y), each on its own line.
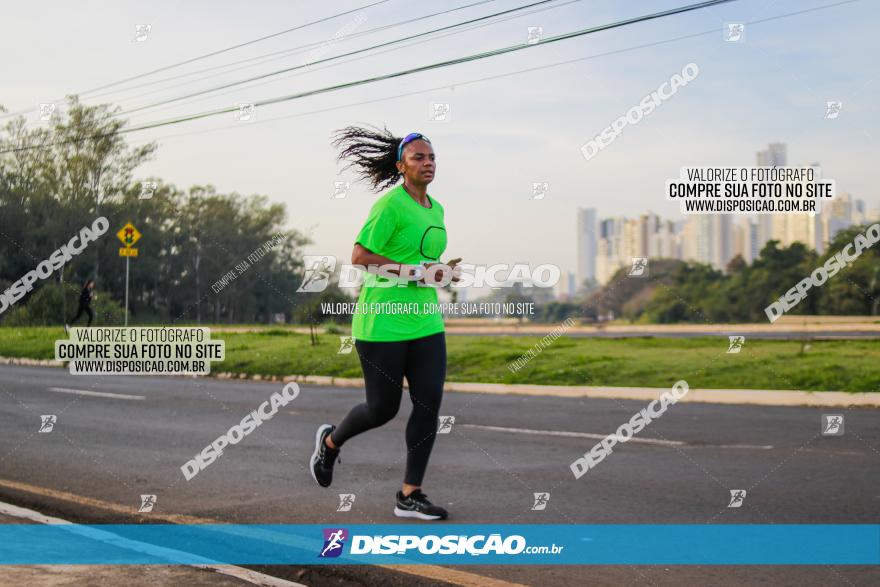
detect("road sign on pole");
top-left (116, 223), bottom-right (141, 326)
top-left (117, 223), bottom-right (141, 248)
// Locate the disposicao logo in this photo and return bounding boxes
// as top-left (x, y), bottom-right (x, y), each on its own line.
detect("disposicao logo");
top-left (319, 528), bottom-right (348, 558)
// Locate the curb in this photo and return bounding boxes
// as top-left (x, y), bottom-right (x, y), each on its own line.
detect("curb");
top-left (268, 376), bottom-right (880, 408)
top-left (2, 356), bottom-right (877, 408)
top-left (0, 356), bottom-right (63, 368)
top-left (439, 382), bottom-right (880, 408)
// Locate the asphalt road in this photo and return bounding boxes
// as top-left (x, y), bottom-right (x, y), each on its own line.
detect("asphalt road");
top-left (1, 364), bottom-right (878, 586)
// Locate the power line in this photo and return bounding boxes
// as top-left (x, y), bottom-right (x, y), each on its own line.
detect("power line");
top-left (129, 0), bottom-right (857, 147)
top-left (0, 0), bottom-right (395, 120)
top-left (2, 0), bottom-right (741, 153)
top-left (125, 30), bottom-right (726, 146)
top-left (116, 0), bottom-right (566, 115)
top-left (120, 0), bottom-right (581, 122)
top-left (83, 0), bottom-right (397, 95)
top-left (85, 0), bottom-right (498, 104)
top-left (119, 0), bottom-right (737, 122)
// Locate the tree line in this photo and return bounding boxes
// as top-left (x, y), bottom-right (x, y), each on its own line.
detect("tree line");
top-left (0, 97), bottom-right (324, 325)
top-left (524, 227), bottom-right (880, 324)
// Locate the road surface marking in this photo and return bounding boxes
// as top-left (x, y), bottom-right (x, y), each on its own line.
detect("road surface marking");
top-left (461, 424), bottom-right (774, 450)
top-left (0, 500), bottom-right (307, 587)
top-left (48, 387), bottom-right (146, 400)
top-left (461, 423), bottom-right (686, 446)
top-left (0, 478), bottom-right (524, 587)
top-left (801, 448), bottom-right (867, 457)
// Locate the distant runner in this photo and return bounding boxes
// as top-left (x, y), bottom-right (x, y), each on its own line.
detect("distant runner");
top-left (66, 279), bottom-right (96, 330)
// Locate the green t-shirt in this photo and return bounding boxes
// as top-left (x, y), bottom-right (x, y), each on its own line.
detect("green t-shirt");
top-left (351, 184), bottom-right (448, 342)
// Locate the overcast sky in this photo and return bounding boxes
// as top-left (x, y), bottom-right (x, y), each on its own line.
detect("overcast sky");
top-left (2, 0), bottom-right (876, 275)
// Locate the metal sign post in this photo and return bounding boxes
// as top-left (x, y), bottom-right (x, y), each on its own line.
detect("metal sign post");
top-left (125, 254), bottom-right (130, 326)
top-left (117, 223), bottom-right (141, 326)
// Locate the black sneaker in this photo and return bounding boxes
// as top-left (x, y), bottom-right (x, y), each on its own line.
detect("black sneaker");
top-left (394, 489), bottom-right (448, 521)
top-left (310, 424), bottom-right (340, 488)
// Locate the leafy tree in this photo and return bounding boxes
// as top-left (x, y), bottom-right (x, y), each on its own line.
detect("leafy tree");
top-left (1, 97), bottom-right (310, 325)
top-left (816, 225), bottom-right (880, 315)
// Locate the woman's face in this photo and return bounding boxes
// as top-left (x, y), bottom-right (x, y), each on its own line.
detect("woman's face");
top-left (396, 139), bottom-right (435, 186)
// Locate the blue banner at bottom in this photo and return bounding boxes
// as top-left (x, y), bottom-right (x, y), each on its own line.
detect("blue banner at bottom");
top-left (1, 524), bottom-right (878, 565)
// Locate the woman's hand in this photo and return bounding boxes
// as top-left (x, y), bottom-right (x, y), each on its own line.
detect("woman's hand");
top-left (446, 258), bottom-right (462, 283)
top-left (423, 258), bottom-right (462, 285)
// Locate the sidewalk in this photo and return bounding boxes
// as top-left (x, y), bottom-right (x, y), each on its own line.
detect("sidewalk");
top-left (0, 513), bottom-right (261, 587)
top-left (0, 564), bottom-right (256, 587)
top-left (274, 374), bottom-right (880, 408)
top-left (2, 356), bottom-right (878, 408)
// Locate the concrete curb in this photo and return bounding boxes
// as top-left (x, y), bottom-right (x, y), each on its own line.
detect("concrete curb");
top-left (272, 376), bottom-right (880, 408)
top-left (2, 356), bottom-right (877, 408)
top-left (0, 356), bottom-right (63, 368)
top-left (440, 382), bottom-right (880, 408)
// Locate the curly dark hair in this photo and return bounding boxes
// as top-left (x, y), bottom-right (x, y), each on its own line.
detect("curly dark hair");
top-left (331, 123), bottom-right (409, 193)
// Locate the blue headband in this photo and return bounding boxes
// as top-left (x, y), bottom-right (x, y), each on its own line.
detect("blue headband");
top-left (397, 132), bottom-right (431, 162)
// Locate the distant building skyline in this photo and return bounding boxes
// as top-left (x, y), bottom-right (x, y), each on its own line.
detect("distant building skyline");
top-left (575, 143), bottom-right (878, 289)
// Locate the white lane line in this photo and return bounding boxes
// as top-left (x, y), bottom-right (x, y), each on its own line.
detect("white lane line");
top-left (47, 387), bottom-right (145, 401)
top-left (0, 500), bottom-right (307, 587)
top-left (461, 424), bottom-right (774, 450)
top-left (801, 448), bottom-right (867, 457)
top-left (460, 424), bottom-right (685, 446)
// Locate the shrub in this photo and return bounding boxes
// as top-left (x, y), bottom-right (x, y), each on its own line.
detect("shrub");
top-left (0, 281), bottom-right (125, 326)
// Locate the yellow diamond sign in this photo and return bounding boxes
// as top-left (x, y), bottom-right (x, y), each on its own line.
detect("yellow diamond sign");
top-left (117, 222), bottom-right (141, 248)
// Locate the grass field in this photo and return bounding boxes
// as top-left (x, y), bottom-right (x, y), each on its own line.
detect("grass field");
top-left (2, 326), bottom-right (879, 392)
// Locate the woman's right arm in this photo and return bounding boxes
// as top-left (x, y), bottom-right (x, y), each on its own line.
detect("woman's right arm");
top-left (352, 243), bottom-right (417, 279)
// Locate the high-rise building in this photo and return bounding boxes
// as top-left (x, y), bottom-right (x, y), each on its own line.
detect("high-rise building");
top-left (771, 162), bottom-right (822, 251)
top-left (715, 215), bottom-right (733, 269)
top-left (622, 217), bottom-right (644, 262)
top-left (596, 216), bottom-right (627, 284)
top-left (772, 213), bottom-right (820, 250)
top-left (820, 191), bottom-right (854, 250)
top-left (576, 208), bottom-right (597, 288)
top-left (682, 214), bottom-right (734, 270)
top-left (754, 143), bottom-right (787, 253)
top-left (594, 212), bottom-right (687, 283)
top-left (853, 197), bottom-right (866, 224)
top-left (733, 219), bottom-right (746, 264)
top-left (596, 238), bottom-right (615, 285)
top-left (746, 218), bottom-right (758, 264)
top-left (555, 270), bottom-right (578, 300)
top-left (730, 216), bottom-right (758, 264)
top-left (649, 219), bottom-right (676, 259)
top-left (756, 142), bottom-right (787, 167)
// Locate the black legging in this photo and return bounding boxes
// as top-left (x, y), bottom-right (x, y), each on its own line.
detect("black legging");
top-left (69, 304), bottom-right (94, 326)
top-left (330, 331), bottom-right (446, 486)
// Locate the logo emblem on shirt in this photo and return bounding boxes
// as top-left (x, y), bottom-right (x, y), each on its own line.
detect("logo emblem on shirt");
top-left (419, 226), bottom-right (447, 261)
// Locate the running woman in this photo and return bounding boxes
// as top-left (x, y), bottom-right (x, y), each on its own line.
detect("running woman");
top-left (66, 280), bottom-right (95, 330)
top-left (310, 125), bottom-right (460, 520)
